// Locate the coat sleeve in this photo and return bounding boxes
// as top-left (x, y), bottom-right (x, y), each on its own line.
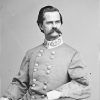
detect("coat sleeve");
top-left (56, 51), bottom-right (91, 100)
top-left (3, 51), bottom-right (30, 100)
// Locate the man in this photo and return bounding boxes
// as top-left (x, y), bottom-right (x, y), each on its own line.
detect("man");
top-left (1, 6), bottom-right (91, 100)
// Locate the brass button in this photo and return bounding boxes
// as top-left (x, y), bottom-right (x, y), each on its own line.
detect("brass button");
top-left (47, 65), bottom-right (52, 70)
top-left (37, 53), bottom-right (42, 57)
top-left (35, 63), bottom-right (39, 67)
top-left (39, 49), bottom-right (44, 53)
top-left (50, 56), bottom-right (54, 60)
top-left (33, 68), bottom-right (38, 72)
top-left (31, 86), bottom-right (35, 89)
top-left (44, 81), bottom-right (48, 85)
top-left (32, 84), bottom-right (36, 87)
top-left (51, 51), bottom-right (55, 55)
top-left (33, 78), bottom-right (37, 82)
top-left (46, 70), bottom-right (50, 74)
top-left (43, 85), bottom-right (47, 90)
top-left (41, 95), bottom-right (45, 98)
top-left (31, 96), bottom-right (35, 99)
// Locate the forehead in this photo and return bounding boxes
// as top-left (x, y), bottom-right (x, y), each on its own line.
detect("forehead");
top-left (44, 11), bottom-right (60, 21)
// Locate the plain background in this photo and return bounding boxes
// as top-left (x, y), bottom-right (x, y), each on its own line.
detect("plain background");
top-left (0, 0), bottom-right (100, 100)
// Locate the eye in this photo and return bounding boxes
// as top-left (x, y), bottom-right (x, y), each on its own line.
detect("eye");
top-left (56, 20), bottom-right (61, 24)
top-left (46, 21), bottom-right (53, 24)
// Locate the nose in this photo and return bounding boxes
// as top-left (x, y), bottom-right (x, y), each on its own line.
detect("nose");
top-left (52, 22), bottom-right (57, 28)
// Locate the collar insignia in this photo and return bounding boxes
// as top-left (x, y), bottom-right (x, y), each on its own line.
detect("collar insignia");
top-left (43, 36), bottom-right (63, 49)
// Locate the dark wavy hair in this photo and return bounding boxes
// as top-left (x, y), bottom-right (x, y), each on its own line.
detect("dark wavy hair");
top-left (37, 6), bottom-right (63, 32)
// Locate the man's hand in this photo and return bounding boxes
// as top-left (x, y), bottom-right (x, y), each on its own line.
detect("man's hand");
top-left (0, 97), bottom-right (9, 100)
top-left (47, 90), bottom-right (61, 100)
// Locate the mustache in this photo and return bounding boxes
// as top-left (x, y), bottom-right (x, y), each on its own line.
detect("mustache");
top-left (48, 27), bottom-right (62, 35)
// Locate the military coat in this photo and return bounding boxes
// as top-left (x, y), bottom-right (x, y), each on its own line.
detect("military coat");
top-left (3, 43), bottom-right (90, 100)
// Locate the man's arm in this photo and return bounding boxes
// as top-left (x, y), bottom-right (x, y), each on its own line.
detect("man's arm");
top-left (1, 51), bottom-right (30, 100)
top-left (46, 51), bottom-right (91, 100)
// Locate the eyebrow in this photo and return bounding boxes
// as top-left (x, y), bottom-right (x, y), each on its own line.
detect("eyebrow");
top-left (46, 21), bottom-right (53, 24)
top-left (46, 20), bottom-right (61, 23)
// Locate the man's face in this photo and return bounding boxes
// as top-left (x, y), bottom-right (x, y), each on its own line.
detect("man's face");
top-left (41, 11), bottom-right (62, 40)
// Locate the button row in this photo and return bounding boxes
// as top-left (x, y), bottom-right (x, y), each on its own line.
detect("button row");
top-left (31, 82), bottom-right (48, 90)
top-left (33, 63), bottom-right (54, 74)
top-left (36, 49), bottom-right (56, 60)
top-left (32, 78), bottom-right (48, 84)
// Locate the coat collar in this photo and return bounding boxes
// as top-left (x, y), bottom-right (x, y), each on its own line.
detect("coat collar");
top-left (43, 36), bottom-right (63, 49)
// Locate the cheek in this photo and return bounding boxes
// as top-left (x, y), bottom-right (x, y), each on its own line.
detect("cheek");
top-left (45, 25), bottom-right (52, 31)
top-left (57, 23), bottom-right (61, 28)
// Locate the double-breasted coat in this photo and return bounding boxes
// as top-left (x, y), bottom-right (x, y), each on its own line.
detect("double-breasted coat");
top-left (3, 41), bottom-right (91, 100)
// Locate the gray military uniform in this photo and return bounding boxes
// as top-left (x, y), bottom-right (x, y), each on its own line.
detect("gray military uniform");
top-left (3, 37), bottom-right (90, 100)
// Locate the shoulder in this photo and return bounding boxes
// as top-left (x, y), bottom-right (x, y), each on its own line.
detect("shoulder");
top-left (62, 43), bottom-right (77, 54)
top-left (25, 44), bottom-right (43, 57)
